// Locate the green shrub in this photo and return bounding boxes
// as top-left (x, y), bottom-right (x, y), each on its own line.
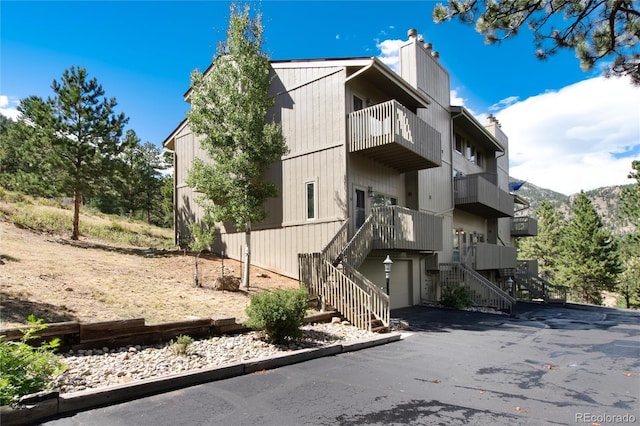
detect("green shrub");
top-left (170, 335), bottom-right (194, 356)
top-left (0, 316), bottom-right (65, 406)
top-left (245, 288), bottom-right (309, 344)
top-left (441, 285), bottom-right (473, 310)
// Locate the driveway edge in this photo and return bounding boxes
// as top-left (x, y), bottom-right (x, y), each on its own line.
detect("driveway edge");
top-left (1, 333), bottom-right (401, 426)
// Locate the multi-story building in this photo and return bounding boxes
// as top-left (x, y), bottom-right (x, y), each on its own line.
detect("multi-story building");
top-left (164, 29), bottom-right (550, 330)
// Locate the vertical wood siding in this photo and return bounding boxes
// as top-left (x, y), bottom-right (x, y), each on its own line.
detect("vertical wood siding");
top-left (213, 220), bottom-right (344, 278)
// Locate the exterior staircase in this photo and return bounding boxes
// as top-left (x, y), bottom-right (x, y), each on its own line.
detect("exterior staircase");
top-left (439, 262), bottom-right (516, 313)
top-left (299, 213), bottom-right (390, 332)
top-left (512, 264), bottom-right (568, 304)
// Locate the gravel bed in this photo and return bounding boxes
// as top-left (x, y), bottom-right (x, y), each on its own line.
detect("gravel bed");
top-left (54, 322), bottom-right (375, 394)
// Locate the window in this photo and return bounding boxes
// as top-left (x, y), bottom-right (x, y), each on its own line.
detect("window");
top-left (372, 193), bottom-right (398, 207)
top-left (305, 181), bottom-right (317, 220)
top-left (355, 189), bottom-right (366, 228)
top-left (455, 134), bottom-right (463, 154)
top-left (353, 96), bottom-right (363, 112)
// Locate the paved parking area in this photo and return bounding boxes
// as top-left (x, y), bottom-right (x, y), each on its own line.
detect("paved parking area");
top-left (44, 303), bottom-right (640, 425)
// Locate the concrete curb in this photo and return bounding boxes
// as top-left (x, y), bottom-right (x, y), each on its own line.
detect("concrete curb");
top-left (1, 333), bottom-right (401, 426)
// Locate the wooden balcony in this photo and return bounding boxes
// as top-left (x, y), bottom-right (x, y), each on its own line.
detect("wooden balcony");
top-left (347, 100), bottom-right (442, 172)
top-left (473, 243), bottom-right (517, 270)
top-left (511, 216), bottom-right (538, 237)
top-left (454, 173), bottom-right (514, 218)
top-left (372, 206), bottom-right (443, 252)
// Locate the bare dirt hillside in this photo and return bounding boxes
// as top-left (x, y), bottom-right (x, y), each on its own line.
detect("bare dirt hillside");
top-left (0, 221), bottom-right (299, 329)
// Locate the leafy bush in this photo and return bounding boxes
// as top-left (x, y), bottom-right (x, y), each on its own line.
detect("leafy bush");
top-left (441, 286), bottom-right (473, 310)
top-left (170, 335), bottom-right (194, 356)
top-left (245, 288), bottom-right (309, 344)
top-left (0, 316), bottom-right (65, 406)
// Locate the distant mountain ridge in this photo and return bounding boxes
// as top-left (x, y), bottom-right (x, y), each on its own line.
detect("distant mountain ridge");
top-left (510, 178), bottom-right (634, 236)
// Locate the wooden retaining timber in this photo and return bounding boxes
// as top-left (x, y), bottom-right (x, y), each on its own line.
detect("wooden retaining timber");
top-left (0, 317), bottom-right (249, 350)
top-left (0, 311), bottom-right (341, 351)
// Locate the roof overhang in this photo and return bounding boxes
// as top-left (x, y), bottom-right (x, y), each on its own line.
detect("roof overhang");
top-left (513, 193), bottom-right (529, 206)
top-left (451, 106), bottom-right (504, 152)
top-left (345, 57), bottom-right (430, 109)
top-left (162, 118), bottom-right (188, 151)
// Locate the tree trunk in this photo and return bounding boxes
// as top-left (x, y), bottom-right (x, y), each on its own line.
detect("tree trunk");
top-left (193, 253), bottom-right (200, 288)
top-left (72, 189), bottom-right (81, 240)
top-left (242, 221), bottom-right (251, 288)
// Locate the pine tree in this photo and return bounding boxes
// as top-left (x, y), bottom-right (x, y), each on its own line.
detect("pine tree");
top-left (32, 67), bottom-right (129, 240)
top-left (559, 192), bottom-right (622, 304)
top-left (619, 160), bottom-right (640, 308)
top-left (186, 4), bottom-right (287, 288)
top-left (433, 0), bottom-right (640, 84)
top-left (115, 131), bottom-right (167, 223)
top-left (0, 97), bottom-right (65, 197)
top-left (518, 201), bottom-right (566, 281)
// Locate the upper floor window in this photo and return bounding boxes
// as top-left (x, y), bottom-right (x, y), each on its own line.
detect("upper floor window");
top-left (305, 180), bottom-right (317, 220)
top-left (353, 96), bottom-right (363, 112)
top-left (455, 133), bottom-right (483, 167)
top-left (455, 134), bottom-right (463, 154)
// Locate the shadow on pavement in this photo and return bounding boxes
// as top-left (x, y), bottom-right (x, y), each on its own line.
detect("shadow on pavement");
top-left (391, 302), bottom-right (640, 333)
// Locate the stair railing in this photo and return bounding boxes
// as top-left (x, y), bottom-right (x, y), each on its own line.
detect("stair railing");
top-left (321, 261), bottom-right (373, 330)
top-left (440, 263), bottom-right (515, 313)
top-left (513, 266), bottom-right (567, 303)
top-left (338, 214), bottom-right (375, 270)
top-left (321, 220), bottom-right (350, 265)
top-left (341, 262), bottom-right (390, 328)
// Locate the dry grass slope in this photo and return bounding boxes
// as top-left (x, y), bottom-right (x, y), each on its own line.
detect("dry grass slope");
top-left (0, 199), bottom-right (299, 330)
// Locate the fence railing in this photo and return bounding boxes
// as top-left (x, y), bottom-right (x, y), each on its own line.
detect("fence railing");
top-left (347, 100), bottom-right (442, 171)
top-left (513, 266), bottom-right (567, 303)
top-left (321, 220), bottom-right (349, 265)
top-left (474, 242), bottom-right (518, 270)
top-left (339, 214), bottom-right (375, 270)
top-left (373, 206), bottom-right (443, 251)
top-left (511, 216), bottom-right (538, 236)
top-left (454, 173), bottom-right (514, 218)
top-left (341, 263), bottom-right (390, 328)
top-left (440, 263), bottom-right (515, 313)
top-left (299, 256), bottom-right (373, 331)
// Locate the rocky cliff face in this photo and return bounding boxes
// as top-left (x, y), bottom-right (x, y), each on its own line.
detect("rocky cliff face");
top-left (510, 178), bottom-right (634, 236)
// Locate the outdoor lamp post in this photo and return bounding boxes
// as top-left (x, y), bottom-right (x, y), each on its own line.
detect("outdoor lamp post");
top-left (383, 255), bottom-right (393, 295)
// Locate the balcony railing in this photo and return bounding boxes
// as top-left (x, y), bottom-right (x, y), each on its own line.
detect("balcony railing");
top-left (454, 173), bottom-right (514, 218)
top-left (347, 100), bottom-right (441, 172)
top-left (372, 206), bottom-right (443, 252)
top-left (511, 216), bottom-right (538, 237)
top-left (473, 242), bottom-right (517, 270)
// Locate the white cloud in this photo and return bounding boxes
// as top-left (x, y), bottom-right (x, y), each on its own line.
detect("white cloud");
top-left (489, 96), bottom-right (519, 111)
top-left (496, 76), bottom-right (640, 195)
top-left (0, 95), bottom-right (20, 120)
top-left (376, 39), bottom-right (403, 73)
top-left (450, 89), bottom-right (466, 106)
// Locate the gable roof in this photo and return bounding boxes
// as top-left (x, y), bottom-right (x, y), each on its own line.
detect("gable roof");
top-left (451, 106), bottom-right (504, 152)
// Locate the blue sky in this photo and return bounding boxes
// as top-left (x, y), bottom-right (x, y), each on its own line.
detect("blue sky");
top-left (2, 1), bottom-right (638, 195)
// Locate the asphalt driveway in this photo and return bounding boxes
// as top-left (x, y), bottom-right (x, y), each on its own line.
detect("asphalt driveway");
top-left (43, 302), bottom-right (640, 425)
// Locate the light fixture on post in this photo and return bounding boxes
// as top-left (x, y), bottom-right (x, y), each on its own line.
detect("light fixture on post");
top-left (383, 254), bottom-right (393, 296)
